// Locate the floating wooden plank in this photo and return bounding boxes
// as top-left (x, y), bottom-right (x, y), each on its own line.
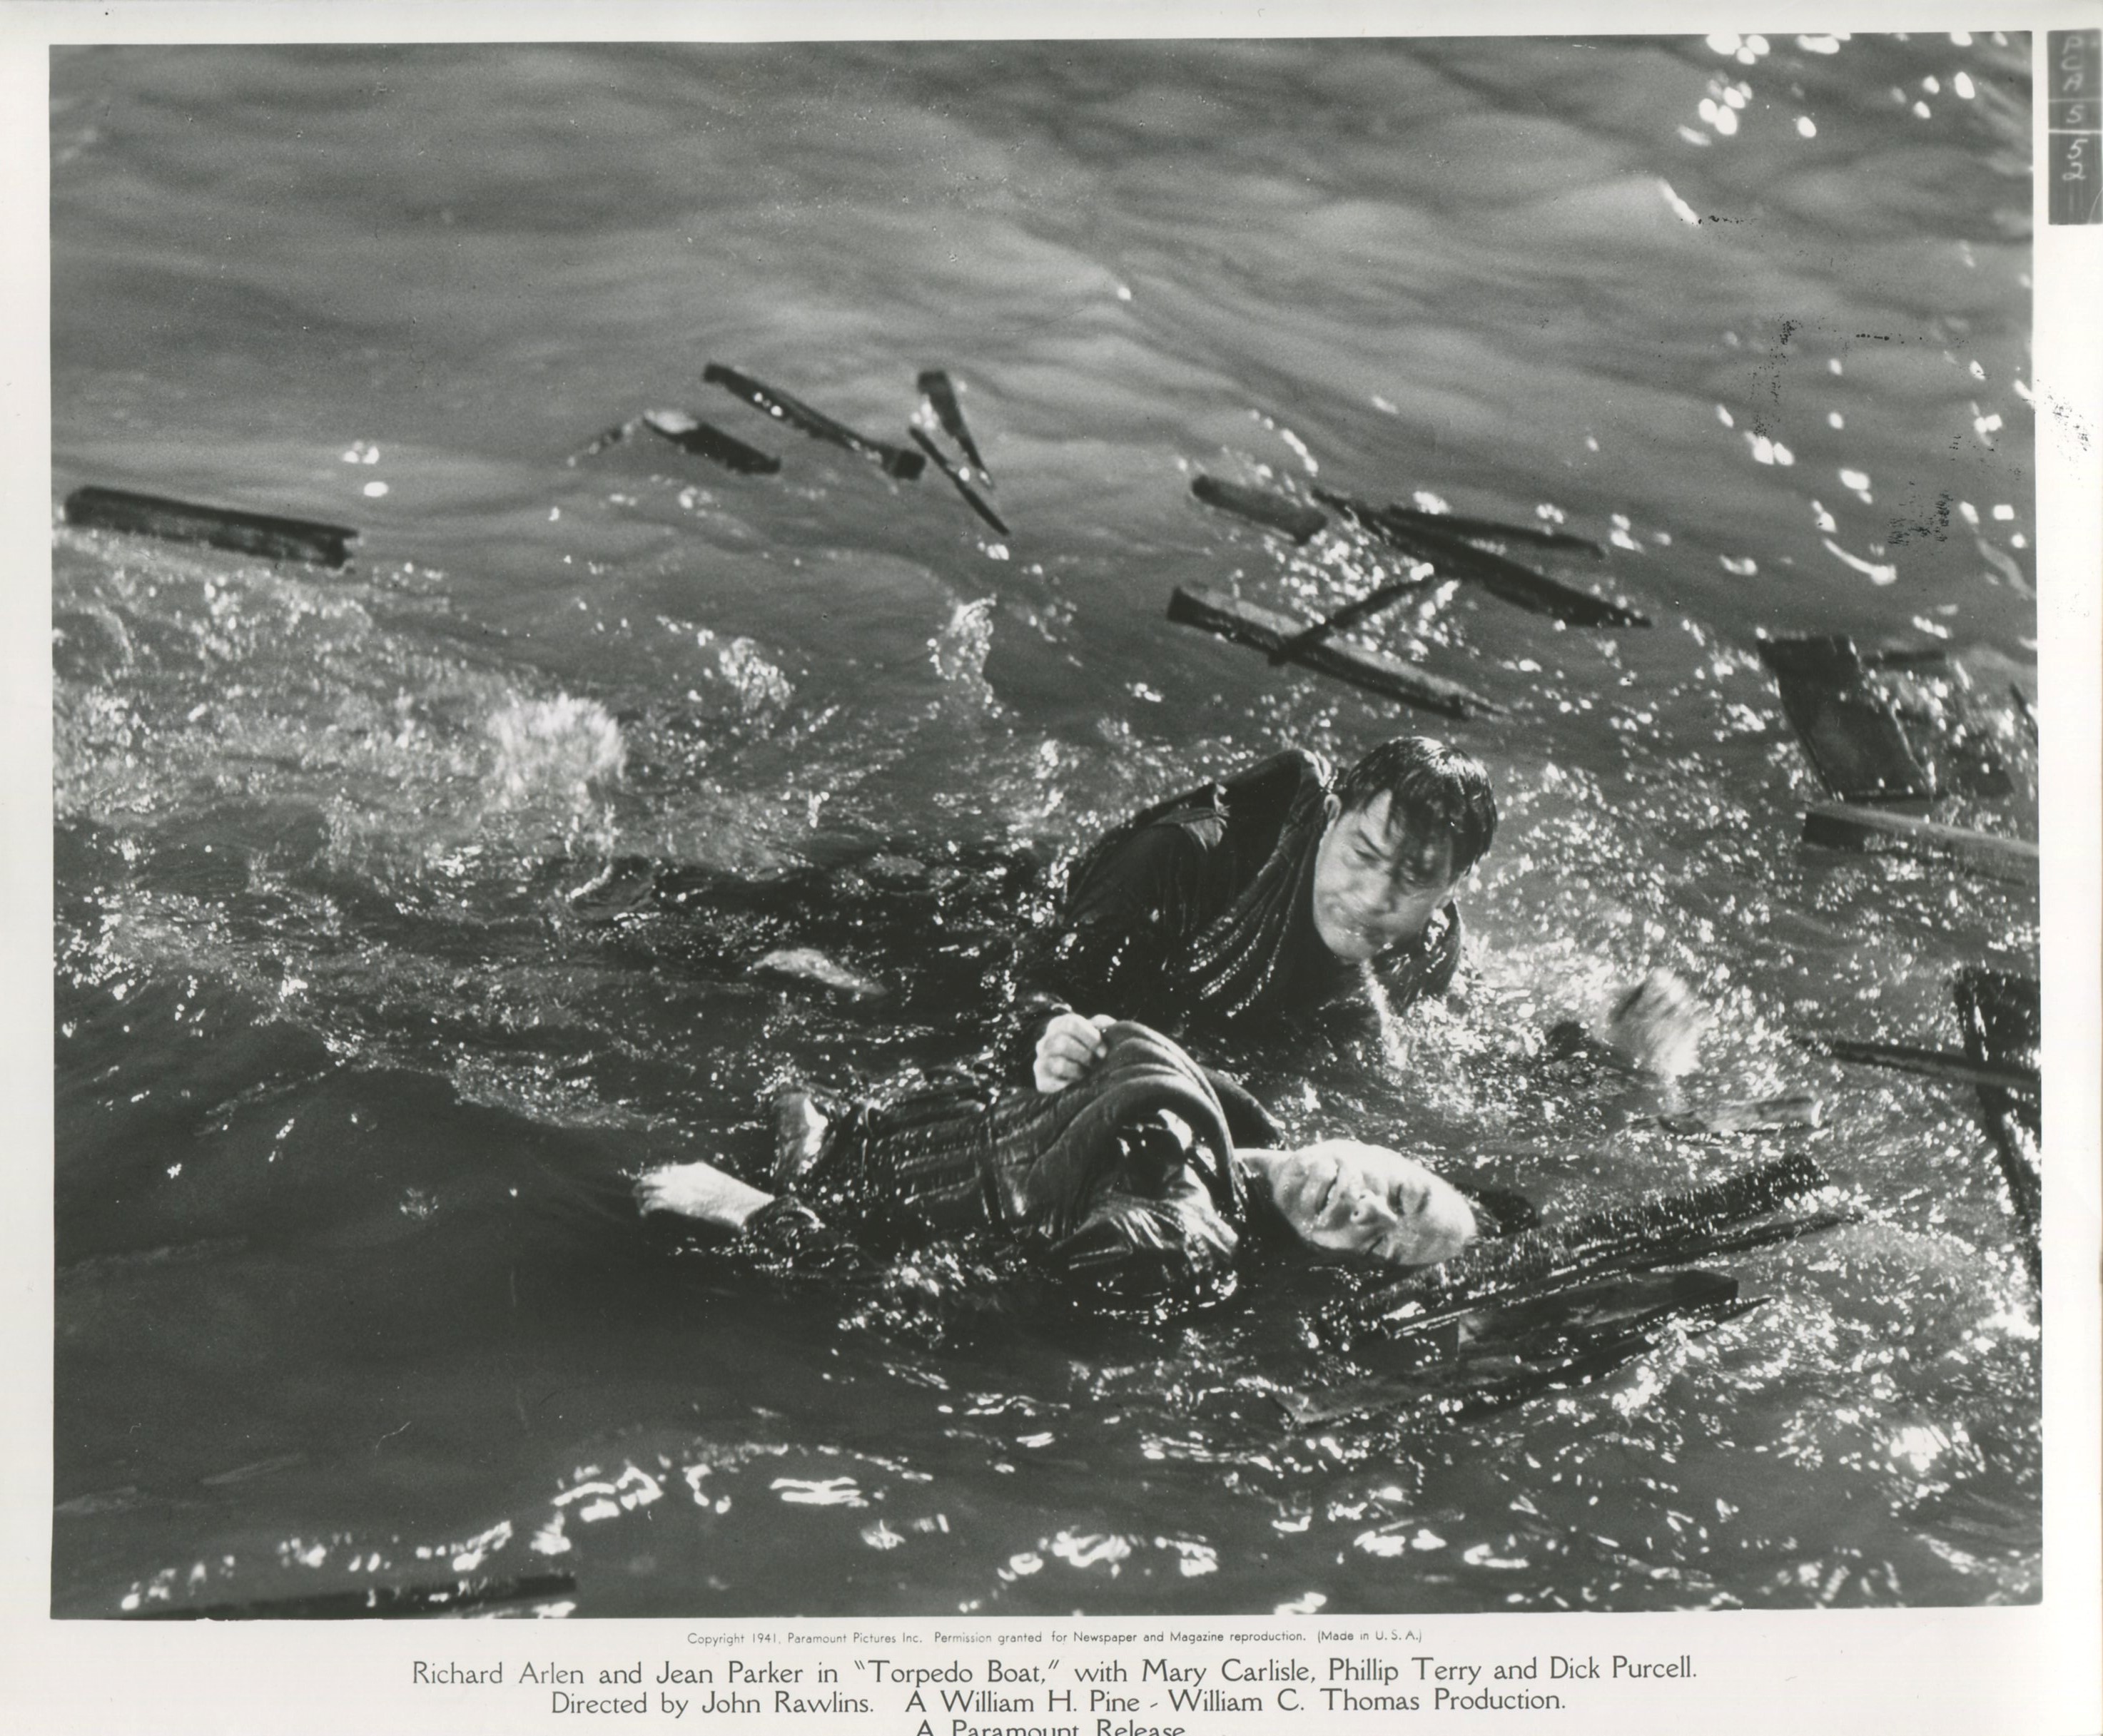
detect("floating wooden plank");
top-left (1953, 968), bottom-right (2040, 1279)
top-left (63, 485), bottom-right (357, 569)
top-left (123, 1570), bottom-right (577, 1620)
top-left (1795, 1033), bottom-right (2038, 1096)
top-left (1372, 502), bottom-right (1605, 558)
top-left (1758, 635), bottom-right (1934, 804)
top-left (640, 409), bottom-right (781, 474)
top-left (1314, 488), bottom-right (1648, 626)
top-left (1802, 802), bottom-right (2036, 883)
top-left (1167, 584), bottom-right (1504, 719)
top-left (703, 362), bottom-right (925, 479)
top-left (1191, 474), bottom-right (1327, 542)
top-left (1659, 1093), bottom-right (1824, 1136)
top-left (1267, 569), bottom-right (1436, 666)
top-left (916, 368), bottom-right (991, 478)
top-left (909, 427), bottom-right (1010, 536)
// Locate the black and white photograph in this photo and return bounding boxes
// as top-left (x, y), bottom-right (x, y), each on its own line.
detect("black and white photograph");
top-left (19, 6), bottom-right (2099, 1718)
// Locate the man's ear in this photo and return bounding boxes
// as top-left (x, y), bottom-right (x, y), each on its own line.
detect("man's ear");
top-left (1321, 793), bottom-right (1342, 828)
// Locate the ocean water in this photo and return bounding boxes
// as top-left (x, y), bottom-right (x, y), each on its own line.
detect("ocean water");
top-left (51, 35), bottom-right (2041, 1618)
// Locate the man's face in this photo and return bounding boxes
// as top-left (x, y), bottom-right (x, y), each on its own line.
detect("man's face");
top-left (1264, 1140), bottom-right (1477, 1266)
top-left (1310, 791), bottom-right (1461, 963)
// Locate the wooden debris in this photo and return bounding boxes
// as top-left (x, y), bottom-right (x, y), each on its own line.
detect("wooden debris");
top-left (909, 427), bottom-right (1010, 536)
top-left (1954, 969), bottom-right (2040, 1279)
top-left (1660, 1093), bottom-right (1824, 1136)
top-left (640, 410), bottom-right (781, 474)
top-left (1190, 474), bottom-right (1327, 543)
top-left (63, 485), bottom-right (358, 569)
top-left (1314, 488), bottom-right (1648, 626)
top-left (123, 1570), bottom-right (577, 1620)
top-left (916, 369), bottom-right (991, 477)
top-left (1802, 803), bottom-right (2037, 884)
top-left (1758, 635), bottom-right (1935, 804)
top-left (1267, 569), bottom-right (1437, 666)
top-left (702, 362), bottom-right (925, 479)
top-left (1372, 502), bottom-right (1605, 558)
top-left (1167, 584), bottom-right (1504, 719)
top-left (1795, 1033), bottom-right (2038, 1096)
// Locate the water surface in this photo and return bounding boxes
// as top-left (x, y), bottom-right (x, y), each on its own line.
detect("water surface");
top-left (51, 34), bottom-right (2039, 1618)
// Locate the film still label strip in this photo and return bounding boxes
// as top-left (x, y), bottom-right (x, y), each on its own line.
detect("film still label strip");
top-left (2049, 29), bottom-right (2101, 225)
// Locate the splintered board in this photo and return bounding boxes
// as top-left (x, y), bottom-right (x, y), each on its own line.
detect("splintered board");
top-left (1758, 634), bottom-right (1935, 804)
top-left (1953, 968), bottom-right (2040, 1276)
top-left (1167, 585), bottom-right (1503, 719)
top-left (63, 485), bottom-right (358, 568)
top-left (1802, 803), bottom-right (2038, 885)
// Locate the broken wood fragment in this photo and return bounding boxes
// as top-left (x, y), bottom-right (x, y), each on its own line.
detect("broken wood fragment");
top-left (1372, 502), bottom-right (1605, 558)
top-left (1757, 634), bottom-right (1935, 804)
top-left (908, 427), bottom-right (1010, 536)
top-left (1795, 1033), bottom-right (2037, 1096)
top-left (1314, 488), bottom-right (1648, 626)
top-left (123, 1570), bottom-right (577, 1620)
top-left (1190, 474), bottom-right (1327, 542)
top-left (1267, 569), bottom-right (1438, 665)
top-left (702, 362), bottom-right (925, 479)
top-left (1953, 969), bottom-right (2040, 1279)
top-left (640, 410), bottom-right (781, 474)
top-left (1802, 802), bottom-right (2036, 883)
top-left (63, 484), bottom-right (358, 569)
top-left (916, 369), bottom-right (991, 478)
top-left (1167, 584), bottom-right (1504, 718)
top-left (1659, 1093), bottom-right (1825, 1136)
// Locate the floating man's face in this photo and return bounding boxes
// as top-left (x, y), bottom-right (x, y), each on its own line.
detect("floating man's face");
top-left (1265, 1140), bottom-right (1477, 1267)
top-left (1310, 791), bottom-right (1460, 963)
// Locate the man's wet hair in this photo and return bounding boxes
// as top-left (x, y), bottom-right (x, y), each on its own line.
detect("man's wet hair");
top-left (1334, 736), bottom-right (1498, 874)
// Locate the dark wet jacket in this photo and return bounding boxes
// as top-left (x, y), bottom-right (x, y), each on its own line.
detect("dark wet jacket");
top-left (743, 1024), bottom-right (1246, 1311)
top-left (1038, 749), bottom-right (1463, 1034)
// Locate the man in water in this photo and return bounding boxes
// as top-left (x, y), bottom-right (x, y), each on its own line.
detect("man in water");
top-left (638, 1021), bottom-right (1479, 1314)
top-left (1028, 736), bottom-right (1497, 1092)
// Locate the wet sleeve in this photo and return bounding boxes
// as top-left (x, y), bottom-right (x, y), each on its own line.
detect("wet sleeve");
top-left (1039, 1164), bottom-right (1240, 1314)
top-left (1045, 823), bottom-right (1213, 1017)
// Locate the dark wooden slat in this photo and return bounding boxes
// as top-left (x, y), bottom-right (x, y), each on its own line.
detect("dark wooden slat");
top-left (908, 427), bottom-right (1010, 535)
top-left (1314, 488), bottom-right (1648, 626)
top-left (1796, 1033), bottom-right (2038, 1096)
top-left (122, 1570), bottom-right (577, 1621)
top-left (1372, 502), bottom-right (1606, 557)
top-left (1266, 569), bottom-right (1437, 665)
top-left (1167, 585), bottom-right (1503, 718)
top-left (1758, 635), bottom-right (1935, 804)
top-left (915, 369), bottom-right (991, 478)
top-left (63, 485), bottom-right (358, 569)
top-left (1953, 969), bottom-right (2040, 1280)
top-left (1190, 474), bottom-right (1327, 542)
top-left (640, 410), bottom-right (781, 474)
top-left (1803, 803), bottom-right (2037, 883)
top-left (1659, 1093), bottom-right (1825, 1135)
top-left (702, 362), bottom-right (924, 479)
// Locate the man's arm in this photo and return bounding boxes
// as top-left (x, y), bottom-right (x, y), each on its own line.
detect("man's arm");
top-left (1045, 822), bottom-right (1215, 1015)
top-left (1043, 1186), bottom-right (1241, 1312)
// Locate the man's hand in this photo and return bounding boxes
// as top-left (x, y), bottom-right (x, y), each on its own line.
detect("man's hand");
top-left (637, 1159), bottom-right (776, 1230)
top-left (1033, 1011), bottom-right (1116, 1093)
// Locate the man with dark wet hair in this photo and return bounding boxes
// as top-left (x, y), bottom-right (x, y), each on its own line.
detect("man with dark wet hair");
top-left (1029, 737), bottom-right (1497, 1092)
